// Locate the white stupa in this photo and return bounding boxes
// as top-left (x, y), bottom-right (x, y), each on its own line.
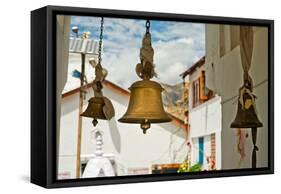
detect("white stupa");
top-left (82, 129), bottom-right (115, 178)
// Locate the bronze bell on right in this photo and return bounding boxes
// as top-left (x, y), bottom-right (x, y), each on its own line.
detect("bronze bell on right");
top-left (230, 80), bottom-right (263, 128)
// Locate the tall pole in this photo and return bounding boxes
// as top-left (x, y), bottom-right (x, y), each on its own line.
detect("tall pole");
top-left (76, 53), bottom-right (85, 178)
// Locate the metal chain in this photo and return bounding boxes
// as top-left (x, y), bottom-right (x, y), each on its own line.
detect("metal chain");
top-left (98, 17), bottom-right (104, 64)
top-left (146, 20), bottom-right (150, 34)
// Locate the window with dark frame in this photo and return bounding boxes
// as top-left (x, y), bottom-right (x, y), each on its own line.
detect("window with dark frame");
top-left (193, 70), bottom-right (209, 108)
top-left (193, 79), bottom-right (200, 107)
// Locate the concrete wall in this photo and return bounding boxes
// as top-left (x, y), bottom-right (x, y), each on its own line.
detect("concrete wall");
top-left (205, 24), bottom-right (268, 169)
top-left (189, 96), bottom-right (222, 138)
top-left (58, 85), bottom-right (188, 179)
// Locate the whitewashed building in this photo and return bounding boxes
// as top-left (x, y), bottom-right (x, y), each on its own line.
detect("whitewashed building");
top-left (181, 57), bottom-right (222, 170)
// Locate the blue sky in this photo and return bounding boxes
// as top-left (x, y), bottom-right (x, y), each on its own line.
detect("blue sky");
top-left (69, 16), bottom-right (205, 89)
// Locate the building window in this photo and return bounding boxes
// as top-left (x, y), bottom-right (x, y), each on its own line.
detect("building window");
top-left (198, 137), bottom-right (204, 165)
top-left (199, 71), bottom-right (208, 101)
top-left (193, 71), bottom-right (210, 108)
top-left (193, 79), bottom-right (200, 107)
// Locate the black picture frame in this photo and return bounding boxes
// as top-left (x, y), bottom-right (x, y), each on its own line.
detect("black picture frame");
top-left (31, 5), bottom-right (274, 188)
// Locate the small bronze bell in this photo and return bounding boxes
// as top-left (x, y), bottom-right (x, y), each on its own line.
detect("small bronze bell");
top-left (81, 97), bottom-right (106, 121)
top-left (118, 80), bottom-right (171, 134)
top-left (230, 81), bottom-right (263, 128)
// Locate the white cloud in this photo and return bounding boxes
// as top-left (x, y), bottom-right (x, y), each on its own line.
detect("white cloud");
top-left (66, 16), bottom-right (205, 91)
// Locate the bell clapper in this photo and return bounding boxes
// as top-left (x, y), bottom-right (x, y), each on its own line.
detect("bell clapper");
top-left (141, 119), bottom-right (151, 134)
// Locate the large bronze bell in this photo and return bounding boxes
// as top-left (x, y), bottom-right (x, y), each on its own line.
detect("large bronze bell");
top-left (81, 97), bottom-right (106, 121)
top-left (118, 79), bottom-right (172, 134)
top-left (230, 81), bottom-right (263, 128)
top-left (119, 20), bottom-right (171, 134)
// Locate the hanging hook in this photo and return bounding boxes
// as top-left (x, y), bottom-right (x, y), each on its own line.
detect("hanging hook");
top-left (146, 20), bottom-right (150, 34)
